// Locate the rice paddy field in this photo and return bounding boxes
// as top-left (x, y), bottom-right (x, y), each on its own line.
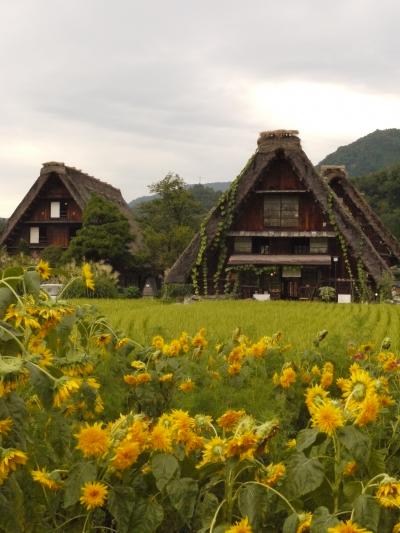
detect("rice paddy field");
top-left (76, 299), bottom-right (400, 355)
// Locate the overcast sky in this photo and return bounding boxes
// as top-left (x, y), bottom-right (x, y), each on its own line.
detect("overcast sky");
top-left (1, 0), bottom-right (400, 216)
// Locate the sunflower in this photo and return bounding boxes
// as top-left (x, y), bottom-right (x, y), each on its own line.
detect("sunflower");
top-left (123, 374), bottom-right (137, 385)
top-left (149, 425), bottom-right (172, 453)
top-left (112, 440), bottom-right (141, 470)
top-left (311, 400), bottom-right (344, 436)
top-left (280, 367), bottom-right (297, 388)
top-left (159, 373), bottom-right (174, 383)
top-left (152, 335), bottom-right (164, 350)
top-left (375, 479), bottom-right (400, 508)
top-left (95, 334), bottom-right (112, 347)
top-left (36, 260), bottom-right (52, 280)
top-left (0, 418), bottom-right (13, 436)
top-left (192, 329), bottom-right (208, 349)
top-left (226, 432), bottom-right (258, 461)
top-left (131, 360), bottom-right (146, 369)
top-left (354, 393), bottom-right (380, 427)
top-left (80, 481), bottom-right (108, 510)
top-left (136, 372), bottom-right (152, 385)
top-left (297, 513), bottom-right (312, 533)
top-left (258, 462), bottom-right (286, 487)
top-left (225, 516), bottom-right (253, 533)
top-left (343, 460), bottom-right (358, 476)
top-left (53, 379), bottom-right (81, 408)
top-left (31, 468), bottom-right (61, 490)
top-left (305, 385), bottom-right (329, 414)
top-left (217, 410), bottom-right (246, 430)
top-left (339, 365), bottom-right (375, 407)
top-left (75, 422), bottom-right (109, 458)
top-left (228, 362), bottom-right (242, 376)
top-left (0, 449), bottom-right (28, 483)
top-left (327, 520), bottom-right (372, 532)
top-left (179, 378), bottom-right (195, 392)
top-left (197, 436), bottom-right (226, 468)
top-left (82, 263), bottom-right (95, 291)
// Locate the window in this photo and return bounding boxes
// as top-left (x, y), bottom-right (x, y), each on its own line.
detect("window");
top-left (60, 201), bottom-right (68, 219)
top-left (310, 237), bottom-right (328, 254)
top-left (264, 195), bottom-right (299, 228)
top-left (30, 227), bottom-right (39, 244)
top-left (50, 201), bottom-right (60, 218)
top-left (234, 237), bottom-right (252, 253)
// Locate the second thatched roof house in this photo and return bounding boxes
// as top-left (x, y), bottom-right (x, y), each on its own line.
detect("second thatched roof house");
top-left (0, 161), bottom-right (141, 255)
top-left (166, 130), bottom-right (400, 300)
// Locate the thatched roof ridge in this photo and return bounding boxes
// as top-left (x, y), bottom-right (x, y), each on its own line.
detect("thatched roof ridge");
top-left (166, 131), bottom-right (394, 284)
top-left (0, 162), bottom-right (142, 251)
top-left (322, 165), bottom-right (400, 262)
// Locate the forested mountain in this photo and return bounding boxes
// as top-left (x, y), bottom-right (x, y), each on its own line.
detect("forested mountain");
top-left (319, 129), bottom-right (400, 176)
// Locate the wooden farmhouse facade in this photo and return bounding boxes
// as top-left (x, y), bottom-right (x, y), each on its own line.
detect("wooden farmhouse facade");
top-left (166, 130), bottom-right (400, 300)
top-left (0, 161), bottom-right (140, 255)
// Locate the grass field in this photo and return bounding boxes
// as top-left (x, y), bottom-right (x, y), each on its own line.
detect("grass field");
top-left (76, 298), bottom-right (400, 354)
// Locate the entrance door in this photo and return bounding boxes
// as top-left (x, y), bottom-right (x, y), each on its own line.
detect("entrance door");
top-left (283, 279), bottom-right (299, 299)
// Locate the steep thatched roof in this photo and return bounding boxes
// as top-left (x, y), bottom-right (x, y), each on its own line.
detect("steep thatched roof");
top-left (0, 162), bottom-right (142, 252)
top-left (166, 130), bottom-right (398, 284)
top-left (321, 165), bottom-right (400, 263)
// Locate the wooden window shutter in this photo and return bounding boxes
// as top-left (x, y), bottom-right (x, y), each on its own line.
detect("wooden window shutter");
top-left (280, 196), bottom-right (299, 227)
top-left (264, 195), bottom-right (299, 228)
top-left (264, 196), bottom-right (281, 226)
top-left (234, 237), bottom-right (252, 253)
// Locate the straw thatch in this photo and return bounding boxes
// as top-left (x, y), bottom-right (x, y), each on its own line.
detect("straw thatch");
top-left (166, 130), bottom-right (399, 285)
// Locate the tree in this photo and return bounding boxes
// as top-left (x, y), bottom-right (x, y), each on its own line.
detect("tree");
top-left (66, 194), bottom-right (134, 270)
top-left (136, 173), bottom-right (203, 272)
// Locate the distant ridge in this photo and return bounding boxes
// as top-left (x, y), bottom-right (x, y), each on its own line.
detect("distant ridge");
top-left (318, 128), bottom-right (400, 176)
top-left (129, 181), bottom-right (231, 208)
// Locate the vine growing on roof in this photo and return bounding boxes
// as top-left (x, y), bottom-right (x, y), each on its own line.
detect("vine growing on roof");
top-left (191, 155), bottom-right (256, 295)
top-left (327, 192), bottom-right (360, 298)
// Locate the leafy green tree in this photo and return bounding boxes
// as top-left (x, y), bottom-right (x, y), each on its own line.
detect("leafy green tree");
top-left (352, 163), bottom-right (400, 238)
top-left (66, 194), bottom-right (134, 270)
top-left (136, 173), bottom-right (203, 271)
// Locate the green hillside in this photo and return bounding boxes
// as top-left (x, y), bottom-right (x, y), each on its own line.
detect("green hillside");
top-left (319, 128), bottom-right (400, 176)
top-left (353, 164), bottom-right (400, 238)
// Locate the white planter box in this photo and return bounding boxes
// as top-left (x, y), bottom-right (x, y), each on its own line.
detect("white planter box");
top-left (338, 294), bottom-right (351, 303)
top-left (253, 293), bottom-right (271, 301)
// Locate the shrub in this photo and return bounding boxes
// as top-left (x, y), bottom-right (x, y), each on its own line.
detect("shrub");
top-left (124, 285), bottom-right (141, 298)
top-left (62, 276), bottom-right (119, 298)
top-left (162, 283), bottom-right (193, 301)
top-left (319, 285), bottom-right (336, 302)
top-left (41, 245), bottom-right (65, 267)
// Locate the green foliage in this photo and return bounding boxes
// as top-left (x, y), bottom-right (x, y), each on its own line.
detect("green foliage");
top-left (123, 285), bottom-right (141, 299)
top-left (41, 245), bottom-right (65, 267)
top-left (319, 128), bottom-right (400, 177)
top-left (135, 173), bottom-right (204, 272)
top-left (318, 286), bottom-right (336, 302)
top-left (161, 283), bottom-right (193, 301)
top-left (66, 194), bottom-right (134, 270)
top-left (62, 276), bottom-right (118, 298)
top-left (352, 162), bottom-right (400, 239)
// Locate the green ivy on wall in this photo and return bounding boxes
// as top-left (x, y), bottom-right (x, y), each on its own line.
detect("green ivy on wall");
top-left (191, 154), bottom-right (257, 295)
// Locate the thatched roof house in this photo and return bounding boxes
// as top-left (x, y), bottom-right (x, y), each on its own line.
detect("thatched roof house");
top-left (0, 161), bottom-right (142, 253)
top-left (166, 130), bottom-right (400, 299)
